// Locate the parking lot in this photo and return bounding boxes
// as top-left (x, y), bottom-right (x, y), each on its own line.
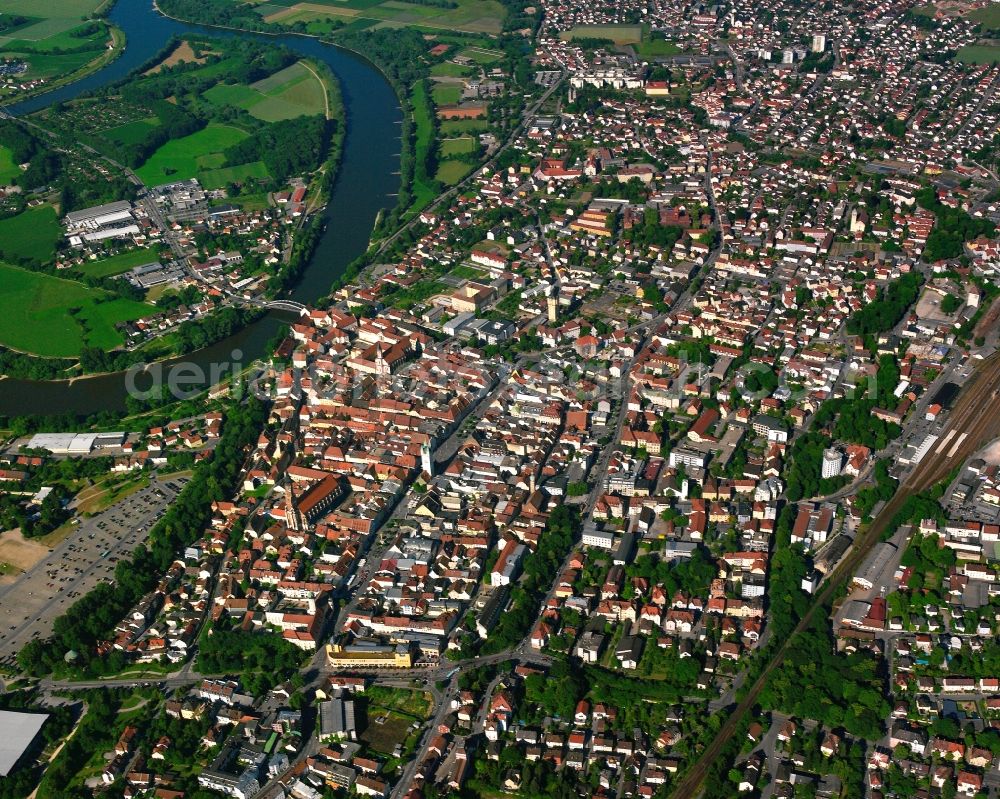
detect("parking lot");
top-left (0, 474), bottom-right (189, 665)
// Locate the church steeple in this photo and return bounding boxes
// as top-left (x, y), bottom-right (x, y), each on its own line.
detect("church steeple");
top-left (284, 482), bottom-right (302, 531)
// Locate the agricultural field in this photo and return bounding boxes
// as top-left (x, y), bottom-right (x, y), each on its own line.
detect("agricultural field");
top-left (0, 204), bottom-right (62, 262)
top-left (203, 60), bottom-right (328, 122)
top-left (558, 23), bottom-right (644, 44)
top-left (144, 40), bottom-right (210, 74)
top-left (254, 0), bottom-right (505, 34)
top-left (74, 247), bottom-right (162, 279)
top-left (0, 1), bottom-right (119, 98)
top-left (0, 144), bottom-right (21, 184)
top-left (0, 0), bottom-right (106, 43)
top-left (134, 123), bottom-right (252, 186)
top-left (956, 43), bottom-right (1000, 63)
top-left (0, 263), bottom-right (151, 357)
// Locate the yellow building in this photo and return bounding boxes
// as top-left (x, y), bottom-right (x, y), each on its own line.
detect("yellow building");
top-left (325, 644), bottom-right (412, 669)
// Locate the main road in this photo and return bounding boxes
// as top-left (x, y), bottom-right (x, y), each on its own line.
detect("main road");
top-left (671, 349), bottom-right (1000, 798)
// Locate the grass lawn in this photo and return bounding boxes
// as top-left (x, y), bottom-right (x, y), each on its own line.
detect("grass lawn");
top-left (450, 263), bottom-right (485, 280)
top-left (968, 5), bottom-right (1000, 30)
top-left (430, 61), bottom-right (474, 78)
top-left (0, 204), bottom-right (61, 262)
top-left (635, 37), bottom-right (681, 57)
top-left (409, 80), bottom-right (438, 213)
top-left (0, 263), bottom-right (151, 356)
top-left (956, 44), bottom-right (1000, 63)
top-left (134, 123), bottom-right (249, 186)
top-left (457, 45), bottom-right (503, 64)
top-left (559, 23), bottom-right (644, 44)
top-left (435, 159), bottom-right (471, 185)
top-left (74, 247), bottom-right (160, 278)
top-left (440, 136), bottom-right (475, 156)
top-left (431, 83), bottom-right (462, 105)
top-left (231, 192), bottom-right (272, 211)
top-left (441, 118), bottom-right (488, 134)
top-left (75, 472), bottom-right (149, 515)
top-left (0, 145), bottom-right (20, 183)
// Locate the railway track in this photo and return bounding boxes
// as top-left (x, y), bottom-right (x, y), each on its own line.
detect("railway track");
top-left (671, 350), bottom-right (1000, 798)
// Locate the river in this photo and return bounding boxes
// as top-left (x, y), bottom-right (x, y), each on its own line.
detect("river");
top-left (0, 0), bottom-right (402, 416)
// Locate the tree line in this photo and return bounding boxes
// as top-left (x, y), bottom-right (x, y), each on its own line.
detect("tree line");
top-left (223, 115), bottom-right (330, 184)
top-left (16, 399), bottom-right (267, 676)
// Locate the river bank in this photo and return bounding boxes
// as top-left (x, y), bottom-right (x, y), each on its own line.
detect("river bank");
top-left (0, 37), bottom-right (347, 383)
top-left (0, 21), bottom-right (127, 109)
top-left (0, 0), bottom-right (403, 418)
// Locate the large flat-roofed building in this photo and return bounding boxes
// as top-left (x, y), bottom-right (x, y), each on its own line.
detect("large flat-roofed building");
top-left (26, 433), bottom-right (95, 454)
top-left (64, 200), bottom-right (133, 230)
top-left (852, 542), bottom-right (898, 591)
top-left (325, 644), bottom-right (412, 669)
top-left (128, 261), bottom-right (186, 289)
top-left (0, 709), bottom-right (49, 776)
top-left (25, 432), bottom-right (125, 455)
top-left (317, 691), bottom-right (357, 742)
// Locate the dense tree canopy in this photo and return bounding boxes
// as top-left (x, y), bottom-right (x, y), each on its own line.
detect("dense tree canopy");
top-left (759, 616), bottom-right (889, 740)
top-left (916, 186), bottom-right (996, 262)
top-left (224, 115), bottom-right (330, 184)
top-left (846, 272), bottom-right (922, 336)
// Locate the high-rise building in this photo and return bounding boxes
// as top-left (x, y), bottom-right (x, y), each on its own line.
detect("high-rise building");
top-left (821, 448), bottom-right (843, 479)
top-left (811, 33), bottom-right (826, 53)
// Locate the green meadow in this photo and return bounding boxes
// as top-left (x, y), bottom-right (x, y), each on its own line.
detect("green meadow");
top-left (956, 44), bottom-right (1000, 64)
top-left (203, 61), bottom-right (328, 122)
top-left (256, 0), bottom-right (505, 34)
top-left (0, 145), bottom-right (21, 184)
top-left (968, 5), bottom-right (1000, 30)
top-left (0, 263), bottom-right (151, 357)
top-left (74, 247), bottom-right (161, 279)
top-left (134, 123), bottom-right (250, 186)
top-left (0, 204), bottom-right (62, 262)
